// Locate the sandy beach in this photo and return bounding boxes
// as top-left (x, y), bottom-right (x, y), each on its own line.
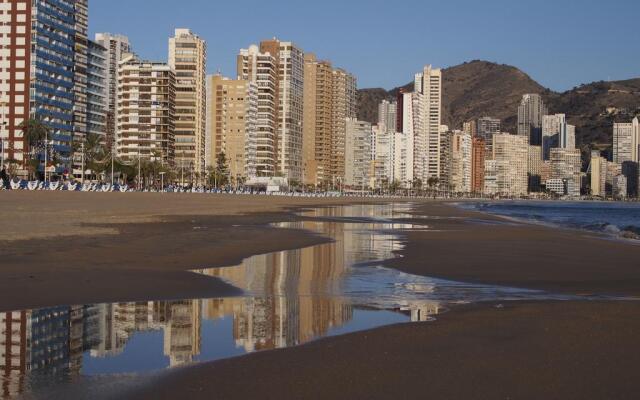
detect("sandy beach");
top-left (2, 192), bottom-right (640, 399)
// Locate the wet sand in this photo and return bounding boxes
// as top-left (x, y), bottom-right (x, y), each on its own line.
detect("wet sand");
top-left (386, 202), bottom-right (640, 297)
top-left (2, 193), bottom-right (640, 399)
top-left (124, 301), bottom-right (640, 400)
top-left (0, 192), bottom-right (385, 311)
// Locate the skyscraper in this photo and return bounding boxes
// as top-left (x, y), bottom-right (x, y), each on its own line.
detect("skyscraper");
top-left (471, 137), bottom-right (486, 193)
top-left (414, 65), bottom-right (442, 180)
top-left (116, 54), bottom-right (176, 165)
top-left (72, 0), bottom-right (89, 178)
top-left (518, 94), bottom-right (548, 145)
top-left (590, 151), bottom-right (607, 197)
top-left (488, 134), bottom-right (529, 196)
top-left (169, 29), bottom-right (207, 178)
top-left (450, 132), bottom-right (472, 193)
top-left (399, 92), bottom-right (425, 182)
top-left (86, 40), bottom-right (107, 140)
top-left (206, 74), bottom-right (258, 180)
top-left (237, 45), bottom-right (277, 177)
top-left (302, 54), bottom-right (357, 186)
top-left (94, 33), bottom-right (132, 148)
top-left (260, 39), bottom-right (305, 182)
top-left (378, 100), bottom-right (397, 134)
top-left (549, 148), bottom-right (582, 197)
top-left (613, 118), bottom-right (640, 163)
top-left (0, 0), bottom-right (79, 176)
top-left (344, 118), bottom-right (372, 188)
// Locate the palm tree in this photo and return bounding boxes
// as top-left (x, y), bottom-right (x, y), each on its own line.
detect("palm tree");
top-left (20, 119), bottom-right (50, 180)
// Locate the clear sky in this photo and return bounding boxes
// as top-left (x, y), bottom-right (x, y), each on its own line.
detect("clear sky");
top-left (89, 0), bottom-right (640, 91)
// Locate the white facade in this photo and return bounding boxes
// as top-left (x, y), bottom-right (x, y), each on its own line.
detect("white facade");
top-left (393, 132), bottom-right (414, 187)
top-left (414, 65), bottom-right (442, 180)
top-left (169, 28), bottom-right (207, 175)
top-left (613, 118), bottom-right (640, 163)
top-left (378, 100), bottom-right (397, 134)
top-left (400, 92), bottom-right (426, 182)
top-left (345, 119), bottom-right (372, 188)
top-left (549, 147), bottom-right (582, 197)
top-left (487, 134), bottom-right (529, 196)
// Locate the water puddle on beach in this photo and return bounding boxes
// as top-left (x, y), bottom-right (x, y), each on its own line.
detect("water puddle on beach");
top-left (1, 204), bottom-right (588, 399)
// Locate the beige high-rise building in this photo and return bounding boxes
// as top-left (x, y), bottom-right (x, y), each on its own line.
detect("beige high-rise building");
top-left (260, 39), bottom-right (305, 182)
top-left (590, 151), bottom-right (607, 197)
top-left (237, 45), bottom-right (277, 177)
top-left (302, 54), bottom-right (357, 186)
top-left (486, 134), bottom-right (529, 196)
top-left (414, 65), bottom-right (443, 180)
top-left (169, 29), bottom-right (207, 177)
top-left (206, 75), bottom-right (258, 180)
top-left (116, 54), bottom-right (176, 164)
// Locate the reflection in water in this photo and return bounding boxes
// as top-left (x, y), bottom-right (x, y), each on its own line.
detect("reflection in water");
top-left (1, 204), bottom-right (575, 399)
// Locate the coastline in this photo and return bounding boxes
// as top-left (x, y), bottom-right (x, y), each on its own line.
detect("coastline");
top-left (2, 193), bottom-right (640, 399)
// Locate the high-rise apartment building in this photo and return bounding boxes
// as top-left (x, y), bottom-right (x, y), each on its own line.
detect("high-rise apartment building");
top-left (613, 118), bottom-right (640, 163)
top-left (471, 137), bottom-right (485, 193)
top-left (259, 39), bottom-right (305, 182)
top-left (73, 0), bottom-right (88, 148)
top-left (528, 145), bottom-right (543, 192)
top-left (414, 65), bottom-right (442, 180)
top-left (476, 117), bottom-right (500, 142)
top-left (206, 75), bottom-right (258, 180)
top-left (344, 118), bottom-right (372, 188)
top-left (590, 151), bottom-right (607, 197)
top-left (518, 94), bottom-right (548, 145)
top-left (0, 0), bottom-right (79, 175)
top-left (302, 54), bottom-right (357, 186)
top-left (95, 33), bottom-right (132, 147)
top-left (450, 132), bottom-right (472, 193)
top-left (378, 100), bottom-right (397, 133)
top-left (116, 54), bottom-right (176, 164)
top-left (237, 45), bottom-right (277, 177)
top-left (86, 40), bottom-right (107, 139)
top-left (169, 29), bottom-right (207, 177)
top-left (487, 134), bottom-right (529, 196)
top-left (398, 92), bottom-right (425, 183)
top-left (393, 131), bottom-right (414, 187)
top-left (549, 148), bottom-right (582, 197)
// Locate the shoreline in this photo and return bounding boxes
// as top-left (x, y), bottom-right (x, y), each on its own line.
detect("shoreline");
top-left (2, 193), bottom-right (640, 399)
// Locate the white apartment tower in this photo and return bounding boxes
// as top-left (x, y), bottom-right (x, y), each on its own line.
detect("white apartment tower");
top-left (237, 45), bottom-right (277, 177)
top-left (345, 118), bottom-right (372, 188)
top-left (414, 65), bottom-right (442, 181)
top-left (116, 54), bottom-right (176, 164)
top-left (95, 33), bottom-right (132, 146)
top-left (378, 100), bottom-right (397, 133)
top-left (613, 118), bottom-right (640, 163)
top-left (169, 29), bottom-right (207, 177)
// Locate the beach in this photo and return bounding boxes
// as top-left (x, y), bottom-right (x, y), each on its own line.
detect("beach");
top-left (1, 192), bottom-right (640, 399)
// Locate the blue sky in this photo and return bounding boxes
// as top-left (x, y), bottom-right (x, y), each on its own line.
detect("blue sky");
top-left (89, 0), bottom-right (640, 91)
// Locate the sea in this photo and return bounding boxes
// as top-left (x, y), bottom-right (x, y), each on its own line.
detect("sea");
top-left (457, 201), bottom-right (640, 240)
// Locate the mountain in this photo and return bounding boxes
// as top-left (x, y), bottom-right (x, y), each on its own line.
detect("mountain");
top-left (357, 60), bottom-right (640, 152)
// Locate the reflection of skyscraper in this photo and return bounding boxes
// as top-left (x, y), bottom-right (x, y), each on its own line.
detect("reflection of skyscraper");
top-left (162, 300), bottom-right (202, 367)
top-left (1, 307), bottom-right (72, 398)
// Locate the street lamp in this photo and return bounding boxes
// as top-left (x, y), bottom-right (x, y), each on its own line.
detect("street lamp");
top-left (159, 171), bottom-right (166, 192)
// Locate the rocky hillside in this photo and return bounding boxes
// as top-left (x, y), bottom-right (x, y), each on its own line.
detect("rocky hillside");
top-left (357, 60), bottom-right (640, 151)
